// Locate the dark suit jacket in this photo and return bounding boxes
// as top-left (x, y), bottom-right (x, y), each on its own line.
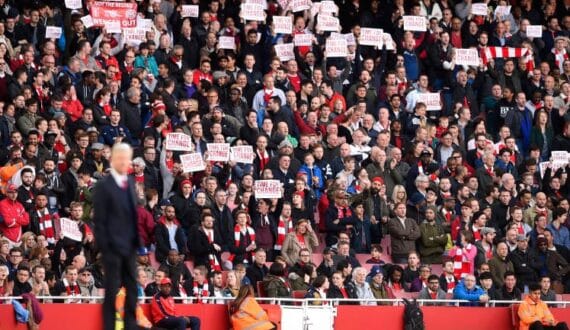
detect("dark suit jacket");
top-left (187, 225), bottom-right (223, 271)
top-left (93, 175), bottom-right (139, 256)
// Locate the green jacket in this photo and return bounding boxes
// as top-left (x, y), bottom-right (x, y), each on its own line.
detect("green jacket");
top-left (263, 275), bottom-right (290, 298)
top-left (419, 220), bottom-right (448, 264)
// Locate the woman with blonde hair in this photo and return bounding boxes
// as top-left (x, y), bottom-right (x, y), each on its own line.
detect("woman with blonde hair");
top-left (281, 219), bottom-right (319, 267)
top-left (0, 265), bottom-right (12, 301)
top-left (223, 270), bottom-right (241, 298)
top-left (229, 285), bottom-right (276, 330)
top-left (21, 232), bottom-right (37, 259)
top-left (390, 185), bottom-right (407, 210)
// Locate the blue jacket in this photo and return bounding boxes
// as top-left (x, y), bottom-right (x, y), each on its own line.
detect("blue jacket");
top-left (547, 223), bottom-right (570, 250)
top-left (453, 280), bottom-right (485, 306)
top-left (299, 165), bottom-right (324, 199)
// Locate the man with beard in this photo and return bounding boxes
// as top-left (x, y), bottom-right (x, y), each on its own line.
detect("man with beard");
top-left (29, 190), bottom-right (60, 248)
top-left (524, 192), bottom-right (552, 228)
top-left (155, 205), bottom-right (187, 263)
top-left (17, 167), bottom-right (36, 213)
top-left (188, 212), bottom-right (224, 272)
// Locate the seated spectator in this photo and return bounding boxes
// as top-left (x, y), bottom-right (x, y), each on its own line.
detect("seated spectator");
top-left (145, 269), bottom-right (167, 297)
top-left (245, 248), bottom-right (268, 296)
top-left (305, 275), bottom-right (330, 305)
top-left (368, 265), bottom-right (392, 300)
top-left (332, 241), bottom-right (361, 269)
top-left (160, 250), bottom-right (192, 297)
top-left (410, 265), bottom-right (432, 292)
top-left (336, 259), bottom-right (353, 285)
top-left (289, 263), bottom-right (315, 292)
top-left (365, 245), bottom-right (386, 266)
top-left (78, 267), bottom-right (97, 303)
top-left (418, 274), bottom-right (447, 305)
top-left (191, 266), bottom-right (212, 303)
top-left (497, 271), bottom-right (522, 304)
top-left (386, 265), bottom-right (406, 293)
top-left (52, 266), bottom-right (80, 303)
top-left (316, 247), bottom-right (336, 278)
top-left (327, 270), bottom-right (357, 303)
top-left (211, 271), bottom-right (226, 304)
top-left (453, 275), bottom-right (489, 307)
top-left (229, 285), bottom-right (276, 330)
top-left (346, 267), bottom-right (376, 306)
top-left (539, 276), bottom-right (557, 302)
top-left (12, 266), bottom-right (32, 297)
top-left (281, 219), bottom-right (319, 267)
top-left (262, 262), bottom-right (290, 298)
top-left (478, 272), bottom-right (501, 301)
top-left (223, 271), bottom-right (241, 298)
top-left (0, 264), bottom-right (13, 298)
top-left (150, 277), bottom-right (201, 330)
top-left (518, 283), bottom-right (569, 330)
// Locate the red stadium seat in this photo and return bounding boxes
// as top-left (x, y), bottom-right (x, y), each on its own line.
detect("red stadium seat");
top-left (291, 290), bottom-right (307, 306)
top-left (262, 304), bottom-right (282, 330)
top-left (430, 264), bottom-right (443, 276)
top-left (381, 235), bottom-right (391, 256)
top-left (511, 304), bottom-right (520, 330)
top-left (312, 253), bottom-right (324, 266)
top-left (257, 281), bottom-right (267, 298)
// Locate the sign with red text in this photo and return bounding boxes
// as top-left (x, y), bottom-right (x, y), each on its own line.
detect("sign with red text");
top-left (45, 26), bottom-right (62, 39)
top-left (165, 133), bottom-right (193, 151)
top-left (65, 0), bottom-right (82, 9)
top-left (241, 3), bottom-right (265, 21)
top-left (273, 16), bottom-right (293, 34)
top-left (81, 15), bottom-right (94, 28)
top-left (290, 0), bottom-right (311, 12)
top-left (317, 15), bottom-right (340, 32)
top-left (180, 153), bottom-right (206, 173)
top-left (137, 17), bottom-right (153, 32)
top-left (471, 3), bottom-right (488, 16)
top-left (344, 33), bottom-right (356, 46)
top-left (526, 25), bottom-right (542, 38)
top-left (417, 92), bottom-right (442, 111)
top-left (60, 218), bottom-right (82, 242)
top-left (206, 143), bottom-right (230, 162)
top-left (218, 36), bottom-right (236, 50)
top-left (275, 43), bottom-right (295, 62)
top-left (181, 5), bottom-right (199, 18)
top-left (90, 1), bottom-right (138, 28)
top-left (403, 16), bottom-right (426, 32)
top-left (230, 146), bottom-right (255, 164)
top-left (277, 0), bottom-right (289, 10)
top-left (455, 48), bottom-right (480, 66)
top-left (254, 180), bottom-right (283, 198)
top-left (123, 28), bottom-right (146, 46)
top-left (359, 28), bottom-right (383, 47)
top-left (319, 1), bottom-right (338, 15)
top-left (383, 33), bottom-right (395, 50)
top-left (294, 33), bottom-right (313, 46)
top-left (326, 38), bottom-right (347, 57)
top-left (494, 5), bottom-right (511, 19)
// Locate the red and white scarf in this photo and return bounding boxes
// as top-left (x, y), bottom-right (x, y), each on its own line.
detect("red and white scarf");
top-left (37, 209), bottom-right (58, 244)
top-left (192, 281), bottom-right (209, 303)
top-left (63, 278), bottom-right (80, 296)
top-left (445, 275), bottom-right (456, 293)
top-left (230, 225), bottom-right (256, 263)
top-left (452, 244), bottom-right (473, 279)
top-left (274, 217), bottom-right (293, 251)
top-left (204, 228), bottom-right (221, 272)
top-left (553, 48), bottom-right (569, 71)
top-left (480, 47), bottom-right (529, 65)
top-left (337, 205), bottom-right (352, 220)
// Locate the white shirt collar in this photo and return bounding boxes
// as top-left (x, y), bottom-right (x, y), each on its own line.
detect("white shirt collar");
top-left (110, 168), bottom-right (128, 187)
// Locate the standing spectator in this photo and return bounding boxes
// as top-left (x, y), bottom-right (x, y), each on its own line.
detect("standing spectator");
top-left (0, 183), bottom-right (30, 247)
top-left (489, 241), bottom-right (515, 288)
top-left (187, 212), bottom-right (224, 272)
top-left (154, 204), bottom-right (187, 263)
top-left (280, 219), bottom-right (318, 267)
top-left (387, 202), bottom-right (421, 264)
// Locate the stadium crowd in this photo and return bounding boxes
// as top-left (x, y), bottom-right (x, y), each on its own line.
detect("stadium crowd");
top-left (0, 0), bottom-right (570, 327)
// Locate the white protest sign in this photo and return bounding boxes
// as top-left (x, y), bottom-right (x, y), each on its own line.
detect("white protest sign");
top-left (165, 133), bottom-right (193, 151)
top-left (275, 43), bottom-right (295, 62)
top-left (344, 33), bottom-right (356, 46)
top-left (310, 2), bottom-right (321, 17)
top-left (45, 26), bottom-right (62, 39)
top-left (245, 0), bottom-right (268, 8)
top-left (403, 16), bottom-right (426, 32)
top-left (181, 5), bottom-right (199, 18)
top-left (81, 15), bottom-right (95, 29)
top-left (241, 3), bottom-right (265, 21)
top-left (319, 0), bottom-right (338, 15)
top-left (326, 38), bottom-right (347, 57)
top-left (123, 28), bottom-right (146, 46)
top-left (218, 36), bottom-right (236, 50)
top-left (526, 25), bottom-right (542, 38)
top-left (290, 0), bottom-right (311, 12)
top-left (206, 143), bottom-right (230, 162)
top-left (137, 18), bottom-right (153, 32)
top-left (455, 48), bottom-right (480, 66)
top-left (539, 161), bottom-right (549, 179)
top-left (383, 33), bottom-right (395, 50)
top-left (471, 3), bottom-right (488, 16)
top-left (65, 0), bottom-right (82, 9)
top-left (60, 218), bottom-right (83, 242)
top-left (273, 16), bottom-right (293, 34)
top-left (417, 92), bottom-right (442, 111)
top-left (277, 0), bottom-right (289, 10)
top-left (294, 33), bottom-right (313, 46)
top-left (254, 180), bottom-right (283, 198)
top-left (551, 151), bottom-right (568, 164)
top-left (359, 28), bottom-right (383, 47)
top-left (230, 146), bottom-right (255, 164)
top-left (106, 21), bottom-right (122, 33)
top-left (318, 15), bottom-right (340, 32)
top-left (180, 153), bottom-right (206, 173)
top-left (494, 5), bottom-right (511, 18)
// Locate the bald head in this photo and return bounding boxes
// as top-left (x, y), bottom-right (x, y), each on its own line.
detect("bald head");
top-left (111, 143), bottom-right (133, 175)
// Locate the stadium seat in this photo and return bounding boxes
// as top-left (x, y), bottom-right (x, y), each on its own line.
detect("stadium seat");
top-left (291, 290), bottom-right (307, 306)
top-left (430, 264), bottom-right (443, 276)
top-left (257, 282), bottom-right (267, 298)
top-left (312, 253), bottom-right (324, 266)
top-left (262, 304), bottom-right (282, 330)
top-left (393, 291), bottom-right (420, 300)
top-left (511, 304), bottom-right (520, 330)
top-left (381, 235), bottom-right (391, 256)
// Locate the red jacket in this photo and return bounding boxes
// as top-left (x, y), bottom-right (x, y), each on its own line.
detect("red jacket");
top-left (137, 206), bottom-right (155, 247)
top-left (0, 198), bottom-right (30, 242)
top-left (150, 293), bottom-right (178, 323)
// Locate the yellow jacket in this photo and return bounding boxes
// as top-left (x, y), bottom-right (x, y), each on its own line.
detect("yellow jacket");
top-left (115, 287), bottom-right (152, 330)
top-left (518, 295), bottom-right (556, 330)
top-left (231, 297), bottom-right (275, 330)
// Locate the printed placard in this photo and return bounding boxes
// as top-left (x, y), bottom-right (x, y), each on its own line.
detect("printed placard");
top-left (165, 133), bottom-right (193, 151)
top-left (317, 15), bottom-right (340, 32)
top-left (45, 26), bottom-right (62, 39)
top-left (81, 15), bottom-right (95, 29)
top-left (106, 21), bottom-right (122, 33)
top-left (471, 3), bottom-right (488, 16)
top-left (123, 28), bottom-right (146, 46)
top-left (277, 0), bottom-right (289, 10)
top-left (310, 2), bottom-right (321, 17)
top-left (294, 33), bottom-right (313, 46)
top-left (65, 0), bottom-right (82, 9)
top-left (273, 16), bottom-right (293, 34)
top-left (241, 3), bottom-right (265, 21)
top-left (359, 28), bottom-right (383, 47)
top-left (539, 161), bottom-right (549, 178)
top-left (403, 16), bottom-right (426, 32)
top-left (60, 218), bottom-right (82, 242)
top-left (344, 33), bottom-right (356, 46)
top-left (137, 18), bottom-right (153, 32)
top-left (494, 5), bottom-right (511, 18)
top-left (455, 48), bottom-right (480, 66)
top-left (181, 5), bottom-right (199, 18)
top-left (206, 143), bottom-right (230, 162)
top-left (90, 1), bottom-right (138, 28)
top-left (275, 43), bottom-right (295, 62)
top-left (526, 25), bottom-right (542, 38)
top-left (326, 38), bottom-right (347, 57)
top-left (230, 146), bottom-right (255, 164)
top-left (319, 0), bottom-right (338, 16)
top-left (254, 180), bottom-right (283, 198)
top-left (551, 151), bottom-right (568, 164)
top-left (218, 36), bottom-right (236, 50)
top-left (417, 92), bottom-right (442, 111)
top-left (290, 0), bottom-right (311, 12)
top-left (383, 33), bottom-right (395, 50)
top-left (180, 153), bottom-right (206, 173)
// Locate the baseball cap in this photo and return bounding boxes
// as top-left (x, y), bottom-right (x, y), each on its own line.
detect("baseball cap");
top-left (481, 227), bottom-right (496, 236)
top-left (278, 139), bottom-right (293, 149)
top-left (138, 247), bottom-right (150, 256)
top-left (7, 183), bottom-right (17, 192)
top-left (160, 278), bottom-right (172, 285)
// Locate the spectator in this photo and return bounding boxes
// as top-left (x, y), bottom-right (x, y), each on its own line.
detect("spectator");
top-left (150, 277), bottom-right (201, 330)
top-left (0, 183), bottom-right (30, 247)
top-left (518, 283), bottom-right (569, 330)
top-left (262, 262), bottom-right (290, 298)
top-left (281, 219), bottom-right (319, 267)
top-left (539, 276), bottom-right (557, 302)
top-left (155, 205), bottom-right (187, 263)
top-left (478, 271), bottom-right (500, 301)
top-left (419, 206), bottom-right (448, 264)
top-left (489, 241), bottom-right (515, 288)
top-left (418, 274), bottom-right (447, 305)
top-left (245, 248), bottom-right (268, 296)
top-left (453, 275), bottom-right (489, 307)
top-left (509, 234), bottom-right (541, 291)
top-left (387, 202), bottom-right (421, 264)
top-left (346, 267), bottom-right (376, 306)
top-left (497, 271), bottom-right (522, 304)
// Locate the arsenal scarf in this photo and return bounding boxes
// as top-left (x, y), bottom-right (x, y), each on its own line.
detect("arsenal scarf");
top-left (63, 278), bottom-right (80, 296)
top-left (192, 281), bottom-right (209, 303)
top-left (452, 245), bottom-right (473, 279)
top-left (37, 209), bottom-right (58, 244)
top-left (480, 47), bottom-right (529, 65)
top-left (229, 225), bottom-right (256, 263)
top-left (552, 48), bottom-right (569, 71)
top-left (274, 217), bottom-right (293, 251)
top-left (204, 229), bottom-right (221, 272)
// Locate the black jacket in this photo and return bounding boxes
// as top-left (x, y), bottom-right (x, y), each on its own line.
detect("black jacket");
top-left (154, 219), bottom-right (187, 263)
top-left (507, 248), bottom-right (542, 290)
top-left (187, 225), bottom-right (223, 272)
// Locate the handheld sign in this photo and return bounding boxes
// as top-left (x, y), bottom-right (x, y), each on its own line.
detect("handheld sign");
top-left (290, 0), bottom-right (311, 12)
top-left (317, 15), bottom-right (340, 32)
top-left (294, 33), bottom-right (313, 46)
top-left (180, 153), bottom-right (206, 173)
top-left (65, 0), bottom-right (82, 9)
top-left (403, 16), bottom-right (426, 32)
top-left (273, 16), bottom-right (293, 34)
top-left (218, 36), bottom-right (236, 50)
top-left (90, 1), bottom-right (138, 28)
top-left (455, 48), bottom-right (480, 66)
top-left (494, 5), bottom-right (511, 18)
top-left (526, 25), bottom-right (542, 38)
top-left (319, 0), bottom-right (338, 16)
top-left (274, 43), bottom-right (295, 62)
top-left (359, 28), bottom-right (383, 47)
top-left (123, 28), bottom-right (146, 46)
top-left (181, 5), bottom-right (199, 18)
top-left (165, 133), bottom-right (193, 151)
top-left (344, 33), bottom-right (356, 46)
top-left (230, 146), bottom-right (255, 164)
top-left (45, 26), bottom-right (62, 39)
top-left (241, 3), bottom-right (265, 21)
top-left (137, 18), bottom-right (153, 32)
top-left (81, 15), bottom-right (95, 29)
top-left (417, 93), bottom-right (442, 111)
top-left (326, 38), bottom-right (347, 57)
top-left (254, 180), bottom-right (283, 198)
top-left (383, 33), bottom-right (395, 50)
top-left (60, 218), bottom-right (83, 242)
top-left (471, 3), bottom-right (488, 16)
top-left (206, 143), bottom-right (230, 162)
